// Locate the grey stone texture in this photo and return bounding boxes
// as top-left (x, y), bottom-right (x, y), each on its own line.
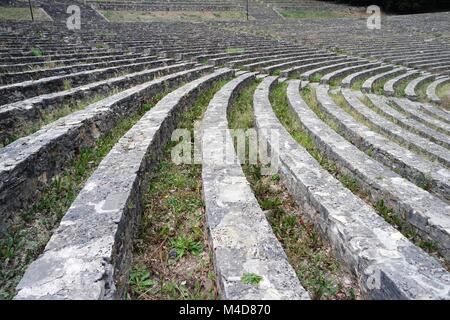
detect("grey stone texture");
top-left (15, 68), bottom-right (234, 300)
top-left (254, 76), bottom-right (450, 300)
top-left (201, 72), bottom-right (309, 300)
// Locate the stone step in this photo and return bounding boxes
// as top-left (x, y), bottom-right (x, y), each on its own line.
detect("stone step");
top-left (0, 65), bottom-right (211, 233)
top-left (0, 58), bottom-right (175, 105)
top-left (288, 80), bottom-right (450, 260)
top-left (262, 54), bottom-right (337, 74)
top-left (314, 85), bottom-right (450, 203)
top-left (244, 53), bottom-right (332, 72)
top-left (226, 50), bottom-right (313, 68)
top-left (201, 72), bottom-right (309, 300)
top-left (383, 70), bottom-right (421, 96)
top-left (301, 60), bottom-right (365, 81)
top-left (0, 54), bottom-right (156, 84)
top-left (320, 62), bottom-right (382, 85)
top-left (280, 57), bottom-right (355, 78)
top-left (426, 77), bottom-right (450, 104)
top-left (341, 65), bottom-right (394, 88)
top-left (209, 48), bottom-right (301, 66)
top-left (404, 74), bottom-right (435, 101)
top-left (0, 52), bottom-right (143, 73)
top-left (342, 89), bottom-right (450, 167)
top-left (390, 98), bottom-right (450, 133)
top-left (254, 76), bottom-right (450, 300)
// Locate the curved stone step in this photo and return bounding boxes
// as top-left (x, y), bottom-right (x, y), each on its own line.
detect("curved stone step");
top-left (314, 85), bottom-right (450, 203)
top-left (254, 76), bottom-right (450, 300)
top-left (244, 53), bottom-right (331, 72)
top-left (390, 98), bottom-right (450, 133)
top-left (341, 65), bottom-right (393, 88)
top-left (414, 59), bottom-right (450, 69)
top-left (0, 52), bottom-right (144, 74)
top-left (361, 67), bottom-right (407, 93)
top-left (207, 48), bottom-right (300, 66)
top-left (0, 49), bottom-right (126, 64)
top-left (280, 57), bottom-right (355, 78)
top-left (201, 72), bottom-right (309, 300)
top-left (13, 59), bottom-right (234, 303)
top-left (287, 80), bottom-right (450, 259)
top-left (0, 66), bottom-right (210, 233)
top-left (262, 54), bottom-right (336, 74)
top-left (226, 50), bottom-right (312, 68)
top-left (383, 70), bottom-right (421, 96)
top-left (366, 93), bottom-right (450, 150)
top-left (342, 89), bottom-right (450, 167)
top-left (0, 54), bottom-right (157, 85)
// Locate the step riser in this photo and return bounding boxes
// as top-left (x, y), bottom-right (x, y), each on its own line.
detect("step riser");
top-left (0, 63), bottom-right (197, 145)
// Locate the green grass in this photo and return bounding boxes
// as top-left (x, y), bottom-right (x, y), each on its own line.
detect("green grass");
top-left (351, 79), bottom-right (365, 91)
top-left (95, 43), bottom-right (106, 49)
top-left (393, 79), bottom-right (409, 97)
top-left (437, 82), bottom-right (450, 99)
top-left (63, 79), bottom-right (72, 91)
top-left (416, 79), bottom-right (434, 101)
top-left (129, 79), bottom-right (231, 300)
top-left (437, 82), bottom-right (450, 110)
top-left (227, 81), bottom-right (359, 300)
top-left (373, 78), bottom-right (387, 95)
top-left (170, 235), bottom-right (203, 260)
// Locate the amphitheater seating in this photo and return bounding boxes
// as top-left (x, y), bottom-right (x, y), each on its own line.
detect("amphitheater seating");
top-left (0, 1), bottom-right (449, 301)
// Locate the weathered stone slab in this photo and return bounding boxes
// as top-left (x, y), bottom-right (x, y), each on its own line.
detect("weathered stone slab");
top-left (288, 80), bottom-right (450, 260)
top-left (14, 68), bottom-right (233, 300)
